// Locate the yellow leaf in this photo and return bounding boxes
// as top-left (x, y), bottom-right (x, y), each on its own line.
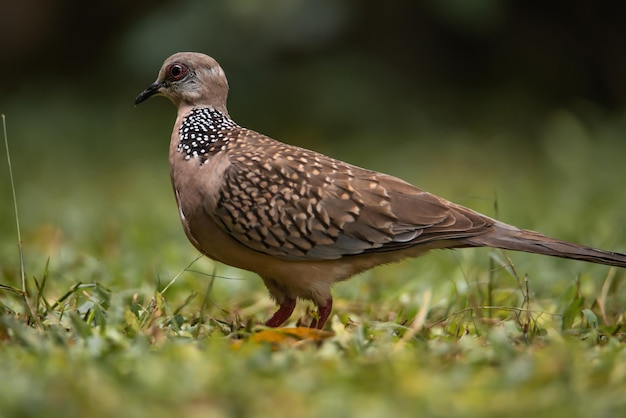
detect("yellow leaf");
top-left (232, 327), bottom-right (334, 349)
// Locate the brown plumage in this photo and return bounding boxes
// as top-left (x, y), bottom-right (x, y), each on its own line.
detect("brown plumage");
top-left (135, 52), bottom-right (626, 329)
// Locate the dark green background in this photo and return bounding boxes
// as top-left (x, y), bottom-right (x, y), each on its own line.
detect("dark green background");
top-left (2, 1), bottom-right (625, 276)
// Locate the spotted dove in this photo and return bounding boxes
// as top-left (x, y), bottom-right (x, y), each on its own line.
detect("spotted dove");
top-left (135, 52), bottom-right (626, 329)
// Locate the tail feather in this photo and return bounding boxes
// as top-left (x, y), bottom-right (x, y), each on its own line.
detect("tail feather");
top-left (466, 222), bottom-right (626, 269)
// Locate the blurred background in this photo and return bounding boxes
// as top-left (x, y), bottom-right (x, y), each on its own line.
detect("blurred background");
top-left (1, 1), bottom-right (625, 304)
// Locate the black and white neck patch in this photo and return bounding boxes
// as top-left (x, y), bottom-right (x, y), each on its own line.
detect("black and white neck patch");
top-left (177, 108), bottom-right (239, 162)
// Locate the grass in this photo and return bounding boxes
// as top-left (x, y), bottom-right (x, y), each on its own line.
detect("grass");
top-left (1, 107), bottom-right (626, 418)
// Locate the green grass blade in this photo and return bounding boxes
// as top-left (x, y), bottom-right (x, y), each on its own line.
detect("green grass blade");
top-left (2, 114), bottom-right (38, 324)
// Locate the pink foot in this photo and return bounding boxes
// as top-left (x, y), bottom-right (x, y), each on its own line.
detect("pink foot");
top-left (264, 298), bottom-right (296, 327)
top-left (309, 298), bottom-right (333, 329)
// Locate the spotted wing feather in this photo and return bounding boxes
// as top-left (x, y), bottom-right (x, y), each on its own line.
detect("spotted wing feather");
top-left (212, 131), bottom-right (493, 261)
